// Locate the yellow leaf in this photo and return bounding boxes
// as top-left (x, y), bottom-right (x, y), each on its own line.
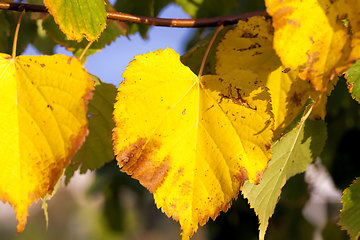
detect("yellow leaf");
top-left (265, 0), bottom-right (360, 91)
top-left (216, 16), bottom-right (321, 139)
top-left (113, 48), bottom-right (274, 239)
top-left (0, 54), bottom-right (93, 233)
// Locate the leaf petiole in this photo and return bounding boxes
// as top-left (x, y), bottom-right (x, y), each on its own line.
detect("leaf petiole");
top-left (198, 24), bottom-right (224, 78)
top-left (12, 10), bottom-right (25, 59)
top-left (78, 40), bottom-right (94, 61)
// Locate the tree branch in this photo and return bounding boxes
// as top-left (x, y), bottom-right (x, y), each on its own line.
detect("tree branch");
top-left (0, 1), bottom-right (268, 28)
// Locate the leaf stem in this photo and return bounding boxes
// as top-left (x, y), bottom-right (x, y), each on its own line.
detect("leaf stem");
top-left (78, 41), bottom-right (94, 61)
top-left (198, 24), bottom-right (224, 78)
top-left (0, 2), bottom-right (268, 28)
top-left (12, 10), bottom-right (25, 59)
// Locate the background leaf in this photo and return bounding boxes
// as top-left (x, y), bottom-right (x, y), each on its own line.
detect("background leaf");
top-left (0, 11), bottom-right (37, 55)
top-left (175, 0), bottom-right (240, 18)
top-left (345, 60), bottom-right (360, 103)
top-left (65, 75), bottom-right (116, 184)
top-left (242, 104), bottom-right (327, 239)
top-left (114, 0), bottom-right (171, 38)
top-left (339, 177), bottom-right (360, 240)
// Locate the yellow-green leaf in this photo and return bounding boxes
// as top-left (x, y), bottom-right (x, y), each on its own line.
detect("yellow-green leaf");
top-left (0, 54), bottom-right (94, 233)
top-left (216, 16), bottom-right (321, 139)
top-left (265, 0), bottom-right (360, 91)
top-left (242, 104), bottom-right (327, 240)
top-left (44, 0), bottom-right (107, 41)
top-left (339, 177), bottom-right (360, 240)
top-left (113, 48), bottom-right (273, 239)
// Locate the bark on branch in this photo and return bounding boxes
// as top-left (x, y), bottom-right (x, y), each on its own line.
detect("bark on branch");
top-left (0, 1), bottom-right (268, 28)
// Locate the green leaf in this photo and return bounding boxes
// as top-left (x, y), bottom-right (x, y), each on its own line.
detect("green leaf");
top-left (345, 60), bottom-right (360, 103)
top-left (65, 75), bottom-right (116, 184)
top-left (32, 19), bottom-right (56, 55)
top-left (0, 11), bottom-right (37, 55)
top-left (43, 16), bottom-right (124, 61)
top-left (180, 26), bottom-right (231, 75)
top-left (44, 0), bottom-right (107, 41)
top-left (339, 177), bottom-right (360, 240)
top-left (175, 0), bottom-right (239, 18)
top-left (114, 0), bottom-right (171, 38)
top-left (242, 104), bottom-right (327, 240)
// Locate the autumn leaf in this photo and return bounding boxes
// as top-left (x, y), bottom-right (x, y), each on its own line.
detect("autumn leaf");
top-left (65, 75), bottom-right (116, 184)
top-left (242, 103), bottom-right (327, 240)
top-left (0, 54), bottom-right (93, 233)
top-left (44, 0), bottom-right (107, 41)
top-left (265, 0), bottom-right (360, 91)
top-left (216, 16), bottom-right (321, 139)
top-left (113, 48), bottom-right (273, 239)
top-left (339, 177), bottom-right (360, 240)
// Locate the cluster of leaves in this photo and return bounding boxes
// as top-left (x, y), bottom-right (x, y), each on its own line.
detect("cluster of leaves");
top-left (0, 0), bottom-right (360, 239)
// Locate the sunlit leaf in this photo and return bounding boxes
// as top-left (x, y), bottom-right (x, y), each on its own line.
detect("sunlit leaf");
top-left (265, 0), bottom-right (360, 91)
top-left (242, 103), bottom-right (327, 240)
top-left (216, 16), bottom-right (321, 139)
top-left (113, 48), bottom-right (273, 239)
top-left (65, 75), bottom-right (116, 184)
top-left (339, 177), bottom-right (360, 240)
top-left (0, 54), bottom-right (94, 233)
top-left (44, 0), bottom-right (107, 41)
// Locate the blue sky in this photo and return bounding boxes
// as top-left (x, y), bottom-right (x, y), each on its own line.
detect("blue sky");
top-left (25, 3), bottom-right (193, 86)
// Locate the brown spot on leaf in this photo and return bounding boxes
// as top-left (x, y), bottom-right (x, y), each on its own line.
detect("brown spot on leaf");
top-left (46, 104), bottom-right (53, 111)
top-left (252, 51), bottom-right (263, 56)
top-left (290, 92), bottom-right (302, 106)
top-left (236, 42), bottom-right (261, 52)
top-left (309, 37), bottom-right (315, 44)
top-left (241, 32), bottom-right (258, 38)
top-left (282, 68), bottom-right (291, 73)
top-left (253, 169), bottom-right (265, 185)
top-left (235, 166), bottom-right (249, 184)
top-left (117, 138), bottom-right (170, 193)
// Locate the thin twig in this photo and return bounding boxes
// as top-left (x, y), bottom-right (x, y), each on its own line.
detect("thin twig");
top-left (0, 1), bottom-right (268, 28)
top-left (12, 10), bottom-right (25, 59)
top-left (78, 41), bottom-right (94, 61)
top-left (198, 25), bottom-right (224, 78)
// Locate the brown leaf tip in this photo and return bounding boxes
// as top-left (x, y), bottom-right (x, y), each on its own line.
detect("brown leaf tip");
top-left (116, 138), bottom-right (170, 193)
